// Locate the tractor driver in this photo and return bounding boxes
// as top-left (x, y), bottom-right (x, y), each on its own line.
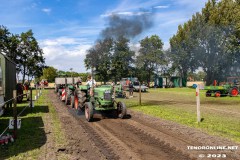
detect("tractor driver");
top-left (76, 77), bottom-right (82, 87)
top-left (86, 75), bottom-right (96, 96)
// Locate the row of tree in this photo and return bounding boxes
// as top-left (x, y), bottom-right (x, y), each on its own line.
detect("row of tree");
top-left (84, 35), bottom-right (165, 84)
top-left (38, 66), bottom-right (89, 83)
top-left (1, 0), bottom-right (239, 85)
top-left (169, 0), bottom-right (240, 85)
top-left (85, 0), bottom-right (240, 85)
top-left (0, 26), bottom-right (45, 83)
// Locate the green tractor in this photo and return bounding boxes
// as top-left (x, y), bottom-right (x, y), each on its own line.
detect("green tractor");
top-left (71, 84), bottom-right (127, 122)
top-left (204, 77), bottom-right (239, 97)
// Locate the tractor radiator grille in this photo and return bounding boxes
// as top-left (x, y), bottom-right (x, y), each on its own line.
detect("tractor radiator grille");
top-left (104, 93), bottom-right (111, 100)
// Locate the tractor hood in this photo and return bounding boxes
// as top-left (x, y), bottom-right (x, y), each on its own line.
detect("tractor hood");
top-left (94, 85), bottom-right (112, 92)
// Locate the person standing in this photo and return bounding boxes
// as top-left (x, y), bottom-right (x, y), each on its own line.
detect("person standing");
top-left (129, 81), bottom-right (134, 98)
top-left (86, 75), bottom-right (96, 96)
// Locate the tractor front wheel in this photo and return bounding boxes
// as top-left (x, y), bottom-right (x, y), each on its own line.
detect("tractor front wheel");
top-left (230, 87), bottom-right (239, 97)
top-left (85, 102), bottom-right (93, 122)
top-left (215, 91), bottom-right (221, 97)
top-left (117, 102), bottom-right (127, 119)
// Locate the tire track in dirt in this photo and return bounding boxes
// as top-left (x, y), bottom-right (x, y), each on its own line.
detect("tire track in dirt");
top-left (94, 119), bottom-right (193, 160)
top-left (128, 110), bottom-right (240, 160)
top-left (90, 121), bottom-right (140, 160)
top-left (50, 90), bottom-right (240, 160)
top-left (70, 111), bottom-right (121, 160)
top-left (65, 104), bottom-right (192, 159)
top-left (49, 90), bottom-right (107, 160)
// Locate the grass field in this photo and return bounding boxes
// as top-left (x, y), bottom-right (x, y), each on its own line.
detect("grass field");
top-left (121, 88), bottom-right (240, 143)
top-left (0, 90), bottom-right (65, 160)
top-left (1, 87), bottom-right (239, 159)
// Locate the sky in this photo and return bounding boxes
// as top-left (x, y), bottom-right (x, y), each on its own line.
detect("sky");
top-left (0, 0), bottom-right (208, 73)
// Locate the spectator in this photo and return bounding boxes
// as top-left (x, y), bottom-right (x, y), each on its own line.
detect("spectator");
top-left (129, 81), bottom-right (134, 98)
top-left (111, 81), bottom-right (115, 86)
top-left (24, 80), bottom-right (30, 91)
top-left (44, 80), bottom-right (48, 87)
top-left (41, 79), bottom-right (44, 89)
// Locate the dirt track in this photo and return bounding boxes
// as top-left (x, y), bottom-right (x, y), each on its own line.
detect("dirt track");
top-left (47, 90), bottom-right (240, 160)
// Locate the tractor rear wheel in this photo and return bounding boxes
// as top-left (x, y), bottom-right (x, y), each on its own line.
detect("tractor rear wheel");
top-left (65, 87), bottom-right (72, 105)
top-left (230, 87), bottom-right (239, 97)
top-left (77, 89), bottom-right (86, 110)
top-left (206, 90), bottom-right (211, 97)
top-left (74, 89), bottom-right (86, 111)
top-left (85, 102), bottom-right (93, 122)
top-left (117, 102), bottom-right (127, 119)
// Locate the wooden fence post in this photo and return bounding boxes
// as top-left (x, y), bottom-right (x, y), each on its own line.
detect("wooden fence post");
top-left (196, 85), bottom-right (201, 123)
top-left (139, 83), bottom-right (142, 106)
top-left (30, 87), bottom-right (33, 112)
top-left (13, 90), bottom-right (17, 138)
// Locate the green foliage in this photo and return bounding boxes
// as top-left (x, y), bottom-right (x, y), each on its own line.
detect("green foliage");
top-left (0, 25), bottom-right (11, 53)
top-left (169, 0), bottom-right (240, 85)
top-left (41, 66), bottom-right (58, 82)
top-left (85, 38), bottom-right (113, 83)
top-left (0, 27), bottom-right (45, 82)
top-left (56, 70), bottom-right (88, 82)
top-left (0, 90), bottom-right (66, 159)
top-left (20, 30), bottom-right (45, 82)
top-left (188, 71), bottom-right (206, 81)
top-left (85, 37), bottom-right (135, 83)
top-left (136, 35), bottom-right (166, 84)
top-left (111, 36), bottom-right (135, 81)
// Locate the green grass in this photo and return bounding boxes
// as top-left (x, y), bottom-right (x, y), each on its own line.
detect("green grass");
top-left (121, 88), bottom-right (240, 143)
top-left (0, 89), bottom-right (66, 160)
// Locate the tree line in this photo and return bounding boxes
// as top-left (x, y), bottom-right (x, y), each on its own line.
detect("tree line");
top-left (37, 67), bottom-right (89, 83)
top-left (1, 0), bottom-right (239, 86)
top-left (85, 0), bottom-right (240, 85)
top-left (0, 26), bottom-right (45, 83)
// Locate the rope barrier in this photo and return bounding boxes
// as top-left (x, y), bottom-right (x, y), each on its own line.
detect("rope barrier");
top-left (0, 126), bottom-right (9, 138)
top-left (17, 105), bottom-right (28, 117)
top-left (0, 88), bottom-right (43, 140)
top-left (0, 93), bottom-right (28, 107)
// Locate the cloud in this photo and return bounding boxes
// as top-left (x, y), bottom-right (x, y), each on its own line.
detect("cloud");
top-left (42, 8), bottom-right (51, 14)
top-left (154, 5), bottom-right (169, 9)
top-left (41, 37), bottom-right (81, 46)
top-left (40, 37), bottom-right (92, 72)
top-left (101, 11), bottom-right (151, 17)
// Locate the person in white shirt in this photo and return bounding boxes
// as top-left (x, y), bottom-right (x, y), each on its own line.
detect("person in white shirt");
top-left (86, 75), bottom-right (96, 87)
top-left (86, 75), bottom-right (96, 96)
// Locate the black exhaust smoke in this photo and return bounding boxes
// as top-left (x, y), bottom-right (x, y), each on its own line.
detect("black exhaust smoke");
top-left (101, 12), bottom-right (153, 39)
